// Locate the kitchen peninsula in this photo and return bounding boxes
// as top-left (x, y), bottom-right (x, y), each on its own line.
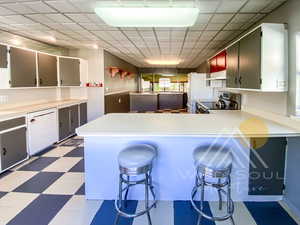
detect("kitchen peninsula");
top-left (77, 112), bottom-right (300, 201)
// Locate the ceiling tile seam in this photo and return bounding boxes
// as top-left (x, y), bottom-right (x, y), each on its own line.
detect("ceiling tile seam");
top-left (187, 0), bottom-right (252, 68)
top-left (152, 28), bottom-right (162, 57)
top-left (136, 28), bottom-right (154, 59)
top-left (117, 27), bottom-right (147, 59)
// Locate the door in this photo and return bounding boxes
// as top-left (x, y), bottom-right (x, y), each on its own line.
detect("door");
top-left (0, 44), bottom-right (7, 68)
top-left (249, 137), bottom-right (286, 195)
top-left (59, 107), bottom-right (70, 141)
top-left (59, 57), bottom-right (80, 86)
top-left (10, 47), bottom-right (37, 87)
top-left (28, 109), bottom-right (58, 155)
top-left (38, 53), bottom-right (58, 86)
top-left (70, 105), bottom-right (79, 134)
top-left (0, 127), bottom-right (27, 170)
top-left (80, 103), bottom-right (87, 126)
top-left (226, 42), bottom-right (239, 88)
top-left (239, 28), bottom-right (262, 89)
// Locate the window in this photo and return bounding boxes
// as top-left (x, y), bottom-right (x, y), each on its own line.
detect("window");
top-left (140, 73), bottom-right (188, 92)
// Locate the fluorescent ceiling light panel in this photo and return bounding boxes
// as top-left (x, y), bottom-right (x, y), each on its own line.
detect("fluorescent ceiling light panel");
top-left (94, 7), bottom-right (199, 27)
top-left (146, 59), bottom-right (181, 65)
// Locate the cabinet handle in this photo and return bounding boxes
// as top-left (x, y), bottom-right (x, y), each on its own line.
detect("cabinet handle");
top-left (234, 77), bottom-right (238, 85)
top-left (30, 118), bottom-right (35, 123)
top-left (239, 76), bottom-right (242, 85)
top-left (40, 78), bottom-right (43, 85)
top-left (2, 148), bottom-right (6, 156)
top-left (34, 78), bottom-right (37, 86)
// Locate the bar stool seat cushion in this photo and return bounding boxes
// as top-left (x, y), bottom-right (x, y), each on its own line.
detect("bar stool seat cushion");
top-left (118, 144), bottom-right (156, 169)
top-left (193, 145), bottom-right (233, 171)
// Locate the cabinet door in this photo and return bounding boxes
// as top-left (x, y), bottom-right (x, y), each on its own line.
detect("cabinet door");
top-left (249, 137), bottom-right (286, 195)
top-left (70, 105), bottom-right (79, 134)
top-left (80, 103), bottom-right (87, 126)
top-left (38, 53), bottom-right (58, 86)
top-left (226, 42), bottom-right (239, 88)
top-left (59, 57), bottom-right (80, 86)
top-left (0, 127), bottom-right (27, 170)
top-left (59, 107), bottom-right (70, 141)
top-left (10, 47), bottom-right (37, 87)
top-left (239, 28), bottom-right (261, 89)
top-left (0, 44), bottom-right (7, 68)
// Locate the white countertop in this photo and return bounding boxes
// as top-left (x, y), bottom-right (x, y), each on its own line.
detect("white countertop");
top-left (0, 99), bottom-right (87, 121)
top-left (76, 111), bottom-right (300, 138)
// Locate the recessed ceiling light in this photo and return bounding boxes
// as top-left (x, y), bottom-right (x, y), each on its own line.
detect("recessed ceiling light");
top-left (146, 59), bottom-right (181, 65)
top-left (94, 7), bottom-right (199, 27)
top-left (11, 39), bottom-right (21, 46)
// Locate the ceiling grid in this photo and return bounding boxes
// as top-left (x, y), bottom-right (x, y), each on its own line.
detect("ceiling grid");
top-left (0, 0), bottom-right (288, 68)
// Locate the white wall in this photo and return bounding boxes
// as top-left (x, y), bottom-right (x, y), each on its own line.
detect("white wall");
top-left (69, 48), bottom-right (105, 121)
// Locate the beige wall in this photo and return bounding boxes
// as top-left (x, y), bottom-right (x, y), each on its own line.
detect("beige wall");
top-left (104, 50), bottom-right (139, 94)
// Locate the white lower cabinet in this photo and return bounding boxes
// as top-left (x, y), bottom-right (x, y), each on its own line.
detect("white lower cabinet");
top-left (27, 108), bottom-right (58, 155)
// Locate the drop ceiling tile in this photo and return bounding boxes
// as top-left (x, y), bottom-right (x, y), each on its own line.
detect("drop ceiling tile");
top-left (217, 0), bottom-right (247, 12)
top-left (214, 31), bottom-right (234, 40)
top-left (231, 13), bottom-right (256, 23)
top-left (26, 14), bottom-right (54, 23)
top-left (2, 3), bottom-right (35, 14)
top-left (69, 0), bottom-right (95, 13)
top-left (223, 22), bottom-right (244, 30)
top-left (65, 13), bottom-right (91, 23)
top-left (3, 15), bottom-right (35, 24)
top-left (46, 14), bottom-right (73, 23)
top-left (24, 1), bottom-right (56, 13)
top-left (240, 0), bottom-right (272, 13)
top-left (197, 0), bottom-right (220, 13)
top-left (79, 23), bottom-right (101, 30)
top-left (46, 1), bottom-right (79, 13)
top-left (0, 6), bottom-right (14, 15)
top-left (205, 23), bottom-right (225, 30)
top-left (210, 13), bottom-right (234, 23)
top-left (62, 23), bottom-right (84, 31)
top-left (250, 13), bottom-right (267, 23)
top-left (85, 14), bottom-right (106, 24)
top-left (195, 14), bottom-right (213, 24)
top-left (261, 0), bottom-right (286, 13)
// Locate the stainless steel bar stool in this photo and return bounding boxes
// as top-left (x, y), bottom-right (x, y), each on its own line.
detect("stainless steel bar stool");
top-left (190, 145), bottom-right (235, 225)
top-left (114, 144), bottom-right (157, 225)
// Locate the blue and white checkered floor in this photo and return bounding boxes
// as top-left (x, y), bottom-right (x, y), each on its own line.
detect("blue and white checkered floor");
top-left (0, 136), bottom-right (299, 225)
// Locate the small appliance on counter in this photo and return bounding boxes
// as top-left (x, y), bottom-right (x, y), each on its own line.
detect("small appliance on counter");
top-left (195, 92), bottom-right (241, 114)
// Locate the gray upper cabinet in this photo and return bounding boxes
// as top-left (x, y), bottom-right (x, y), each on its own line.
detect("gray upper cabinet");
top-left (0, 45), bottom-right (7, 68)
top-left (226, 42), bottom-right (239, 88)
top-left (10, 47), bottom-right (37, 87)
top-left (59, 57), bottom-right (80, 86)
top-left (38, 53), bottom-right (58, 86)
top-left (239, 28), bottom-right (262, 89)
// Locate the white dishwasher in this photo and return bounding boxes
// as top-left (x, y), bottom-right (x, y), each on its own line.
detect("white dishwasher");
top-left (28, 108), bottom-right (58, 155)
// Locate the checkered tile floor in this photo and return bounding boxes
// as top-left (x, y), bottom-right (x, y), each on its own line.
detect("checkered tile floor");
top-left (0, 136), bottom-right (299, 225)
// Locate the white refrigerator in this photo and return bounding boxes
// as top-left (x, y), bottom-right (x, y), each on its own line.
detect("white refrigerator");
top-left (187, 73), bottom-right (214, 113)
